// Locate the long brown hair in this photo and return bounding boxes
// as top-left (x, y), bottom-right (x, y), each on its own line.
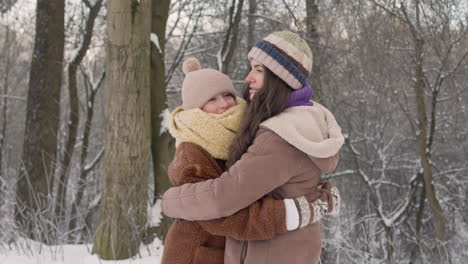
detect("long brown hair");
top-left (228, 68), bottom-right (292, 166)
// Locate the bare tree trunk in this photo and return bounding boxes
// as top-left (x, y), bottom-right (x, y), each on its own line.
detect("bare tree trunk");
top-left (0, 23), bottom-right (10, 180)
top-left (219, 0), bottom-right (244, 74)
top-left (247, 0), bottom-right (257, 50)
top-left (371, 1), bottom-right (448, 258)
top-left (305, 0), bottom-right (322, 103)
top-left (243, 0), bottom-right (257, 77)
top-left (15, 0), bottom-right (64, 243)
top-left (0, 24), bottom-right (10, 216)
top-left (385, 226), bottom-right (395, 264)
top-left (68, 70), bottom-right (105, 241)
top-left (410, 174), bottom-right (425, 264)
top-left (403, 2), bottom-right (446, 258)
top-left (164, 8), bottom-right (201, 87)
top-left (92, 0), bottom-right (151, 260)
top-left (55, 0), bottom-right (103, 232)
top-left (149, 0), bottom-right (174, 242)
top-left (413, 34), bottom-right (446, 258)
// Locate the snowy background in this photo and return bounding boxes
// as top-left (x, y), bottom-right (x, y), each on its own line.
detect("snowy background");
top-left (1, 0), bottom-right (467, 263)
top-left (1, 238), bottom-right (163, 264)
top-left (1, 201), bottom-right (164, 264)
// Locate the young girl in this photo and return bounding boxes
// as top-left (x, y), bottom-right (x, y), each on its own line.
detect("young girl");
top-left (161, 57), bottom-right (339, 264)
top-left (161, 31), bottom-right (344, 264)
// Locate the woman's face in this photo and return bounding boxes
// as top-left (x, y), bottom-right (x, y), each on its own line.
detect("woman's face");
top-left (201, 92), bottom-right (237, 114)
top-left (245, 59), bottom-right (265, 100)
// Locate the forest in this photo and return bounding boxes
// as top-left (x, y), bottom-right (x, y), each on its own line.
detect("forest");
top-left (0, 0), bottom-right (467, 263)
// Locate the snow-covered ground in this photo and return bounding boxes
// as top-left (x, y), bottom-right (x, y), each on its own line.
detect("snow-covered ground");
top-left (0, 238), bottom-right (163, 264)
top-left (0, 201), bottom-right (165, 264)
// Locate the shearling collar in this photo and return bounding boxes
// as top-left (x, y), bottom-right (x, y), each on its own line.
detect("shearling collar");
top-left (260, 102), bottom-right (344, 158)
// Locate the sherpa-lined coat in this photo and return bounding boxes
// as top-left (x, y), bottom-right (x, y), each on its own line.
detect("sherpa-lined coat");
top-left (161, 142), bottom-right (289, 264)
top-left (162, 103), bottom-right (344, 264)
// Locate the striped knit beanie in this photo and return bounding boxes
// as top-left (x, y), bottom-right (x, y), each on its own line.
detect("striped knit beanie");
top-left (181, 57), bottom-right (236, 109)
top-left (248, 31), bottom-right (313, 90)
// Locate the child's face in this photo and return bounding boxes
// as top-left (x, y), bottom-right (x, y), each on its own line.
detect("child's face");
top-left (201, 92), bottom-right (237, 114)
top-left (245, 59), bottom-right (265, 100)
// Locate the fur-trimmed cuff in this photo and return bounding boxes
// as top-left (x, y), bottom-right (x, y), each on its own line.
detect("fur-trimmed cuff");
top-left (274, 200), bottom-right (289, 233)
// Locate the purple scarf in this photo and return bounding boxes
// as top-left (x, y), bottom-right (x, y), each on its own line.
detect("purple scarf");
top-left (246, 83), bottom-right (313, 113)
top-left (284, 83), bottom-right (313, 108)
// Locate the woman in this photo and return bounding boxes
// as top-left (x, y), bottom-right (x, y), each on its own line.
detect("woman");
top-left (161, 57), bottom-right (339, 264)
top-left (161, 31), bottom-right (344, 264)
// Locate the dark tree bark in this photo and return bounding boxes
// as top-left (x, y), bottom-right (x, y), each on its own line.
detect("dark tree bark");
top-left (370, 2), bottom-right (448, 259)
top-left (401, 1), bottom-right (447, 255)
top-left (219, 0), bottom-right (244, 74)
top-left (247, 0), bottom-right (257, 50)
top-left (243, 0), bottom-right (257, 77)
top-left (15, 0), bottom-right (65, 243)
top-left (55, 0), bottom-right (103, 231)
top-left (305, 0), bottom-right (322, 103)
top-left (0, 23), bottom-right (11, 184)
top-left (149, 0), bottom-right (174, 242)
top-left (0, 25), bottom-right (10, 216)
top-left (68, 70), bottom-right (105, 241)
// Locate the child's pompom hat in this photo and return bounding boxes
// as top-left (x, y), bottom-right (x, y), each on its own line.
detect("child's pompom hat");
top-left (181, 58), bottom-right (236, 109)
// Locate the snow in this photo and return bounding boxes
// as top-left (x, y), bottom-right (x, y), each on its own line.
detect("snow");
top-left (148, 200), bottom-right (163, 227)
top-left (150, 33), bottom-right (162, 54)
top-left (68, 47), bottom-right (81, 65)
top-left (88, 193), bottom-right (101, 208)
top-left (159, 109), bottom-right (170, 135)
top-left (0, 0), bottom-right (36, 45)
top-left (216, 48), bottom-right (223, 72)
top-left (83, 149), bottom-right (104, 171)
top-left (0, 238), bottom-right (163, 264)
top-left (0, 192), bottom-right (164, 264)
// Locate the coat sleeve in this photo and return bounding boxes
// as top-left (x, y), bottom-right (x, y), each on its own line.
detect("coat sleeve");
top-left (197, 197), bottom-right (287, 241)
top-left (162, 130), bottom-right (295, 221)
top-left (168, 142), bottom-right (223, 186)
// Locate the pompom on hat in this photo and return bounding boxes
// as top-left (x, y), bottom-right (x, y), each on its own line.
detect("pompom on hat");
top-left (181, 58), bottom-right (236, 110)
top-left (182, 57), bottom-right (201, 74)
top-left (248, 31), bottom-right (313, 90)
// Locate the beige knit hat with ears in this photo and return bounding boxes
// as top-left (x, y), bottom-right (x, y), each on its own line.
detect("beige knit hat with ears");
top-left (181, 58), bottom-right (236, 110)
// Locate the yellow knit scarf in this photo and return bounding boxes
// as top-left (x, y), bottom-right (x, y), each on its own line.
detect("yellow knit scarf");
top-left (169, 98), bottom-right (247, 160)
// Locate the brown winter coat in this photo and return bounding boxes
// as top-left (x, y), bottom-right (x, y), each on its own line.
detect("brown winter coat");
top-left (162, 104), bottom-right (344, 264)
top-left (161, 142), bottom-right (288, 264)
